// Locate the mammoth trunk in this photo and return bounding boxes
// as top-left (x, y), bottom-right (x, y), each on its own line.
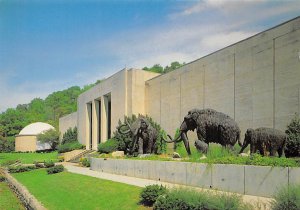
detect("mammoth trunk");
top-left (181, 131), bottom-right (191, 155)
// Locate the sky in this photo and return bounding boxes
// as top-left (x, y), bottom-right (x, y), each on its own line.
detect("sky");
top-left (0, 0), bottom-right (300, 113)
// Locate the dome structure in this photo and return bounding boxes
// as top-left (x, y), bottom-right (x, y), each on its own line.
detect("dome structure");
top-left (19, 122), bottom-right (54, 136)
top-left (15, 122), bottom-right (54, 152)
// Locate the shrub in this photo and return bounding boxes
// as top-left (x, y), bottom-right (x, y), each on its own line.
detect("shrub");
top-left (271, 185), bottom-right (300, 210)
top-left (80, 157), bottom-right (90, 167)
top-left (140, 185), bottom-right (167, 206)
top-left (61, 127), bottom-right (78, 145)
top-left (34, 161), bottom-right (44, 168)
top-left (8, 165), bottom-right (36, 173)
top-left (44, 160), bottom-right (55, 168)
top-left (58, 155), bottom-right (64, 162)
top-left (0, 136), bottom-right (15, 152)
top-left (98, 138), bottom-right (119, 154)
top-left (285, 114), bottom-right (300, 158)
top-left (57, 142), bottom-right (84, 153)
top-left (37, 129), bottom-right (60, 150)
top-left (152, 188), bottom-right (252, 210)
top-left (47, 165), bottom-right (64, 174)
top-left (0, 175), bottom-right (5, 182)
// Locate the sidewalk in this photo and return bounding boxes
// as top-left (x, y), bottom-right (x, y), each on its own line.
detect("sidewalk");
top-left (62, 162), bottom-right (273, 210)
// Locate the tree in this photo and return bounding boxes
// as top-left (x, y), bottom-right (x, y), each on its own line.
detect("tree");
top-left (37, 129), bottom-right (60, 150)
top-left (285, 114), bottom-right (300, 157)
top-left (164, 61), bottom-right (184, 73)
top-left (143, 64), bottom-right (164, 74)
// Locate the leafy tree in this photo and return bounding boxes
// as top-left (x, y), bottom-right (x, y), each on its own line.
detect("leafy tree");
top-left (143, 64), bottom-right (164, 74)
top-left (164, 61), bottom-right (185, 73)
top-left (285, 114), bottom-right (300, 157)
top-left (0, 136), bottom-right (15, 152)
top-left (143, 61), bottom-right (185, 74)
top-left (61, 127), bottom-right (78, 145)
top-left (37, 129), bottom-right (60, 150)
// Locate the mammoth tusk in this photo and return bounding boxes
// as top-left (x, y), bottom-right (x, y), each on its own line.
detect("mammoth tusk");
top-left (117, 124), bottom-right (131, 134)
top-left (162, 132), bottom-right (182, 143)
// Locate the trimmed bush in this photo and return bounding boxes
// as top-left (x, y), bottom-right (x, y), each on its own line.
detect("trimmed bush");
top-left (34, 161), bottom-right (44, 168)
top-left (98, 138), bottom-right (119, 154)
top-left (271, 185), bottom-right (300, 210)
top-left (61, 127), bottom-right (78, 145)
top-left (285, 114), bottom-right (300, 158)
top-left (47, 165), bottom-right (64, 174)
top-left (140, 185), bottom-right (167, 206)
top-left (80, 157), bottom-right (90, 167)
top-left (57, 142), bottom-right (84, 153)
top-left (0, 175), bottom-right (5, 182)
top-left (8, 165), bottom-right (36, 173)
top-left (44, 160), bottom-right (55, 168)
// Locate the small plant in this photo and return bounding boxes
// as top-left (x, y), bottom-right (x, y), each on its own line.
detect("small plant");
top-left (98, 138), bottom-right (119, 154)
top-left (61, 127), bottom-right (78, 145)
top-left (0, 175), bottom-right (5, 182)
top-left (80, 157), bottom-right (90, 167)
top-left (47, 165), bottom-right (64, 174)
top-left (58, 156), bottom-right (64, 162)
top-left (8, 165), bottom-right (36, 173)
top-left (140, 185), bottom-right (167, 206)
top-left (285, 114), bottom-right (300, 158)
top-left (34, 161), bottom-right (44, 168)
top-left (271, 185), bottom-right (300, 210)
top-left (44, 160), bottom-right (55, 168)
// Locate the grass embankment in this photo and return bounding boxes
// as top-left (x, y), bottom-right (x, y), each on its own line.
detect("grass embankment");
top-left (13, 169), bottom-right (147, 210)
top-left (0, 181), bottom-right (24, 210)
top-left (0, 152), bottom-right (58, 166)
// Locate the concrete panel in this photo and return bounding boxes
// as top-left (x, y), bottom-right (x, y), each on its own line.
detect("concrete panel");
top-left (212, 164), bottom-right (245, 194)
top-left (289, 167), bottom-right (300, 186)
top-left (245, 165), bottom-right (288, 197)
top-left (162, 161), bottom-right (187, 185)
top-left (148, 161), bottom-right (167, 181)
top-left (186, 163), bottom-right (212, 188)
top-left (101, 159), bottom-right (116, 174)
top-left (134, 160), bottom-right (150, 179)
top-left (115, 159), bottom-right (135, 177)
top-left (59, 112), bottom-right (77, 140)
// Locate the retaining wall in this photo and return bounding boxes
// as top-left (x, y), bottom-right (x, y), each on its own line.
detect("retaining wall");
top-left (90, 158), bottom-right (300, 197)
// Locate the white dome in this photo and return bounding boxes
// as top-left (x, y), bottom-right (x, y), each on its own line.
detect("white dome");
top-left (19, 122), bottom-right (55, 136)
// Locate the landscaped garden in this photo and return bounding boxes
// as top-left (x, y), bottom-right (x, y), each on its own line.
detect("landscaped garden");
top-left (12, 169), bottom-right (147, 210)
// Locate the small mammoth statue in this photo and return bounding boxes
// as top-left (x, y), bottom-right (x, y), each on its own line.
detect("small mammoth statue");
top-left (164, 108), bottom-right (241, 155)
top-left (239, 127), bottom-right (286, 157)
top-left (118, 117), bottom-right (158, 155)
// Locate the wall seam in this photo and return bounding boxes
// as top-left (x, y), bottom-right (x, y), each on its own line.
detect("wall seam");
top-left (273, 38), bottom-right (276, 129)
top-left (234, 53), bottom-right (236, 120)
top-left (180, 75), bottom-right (182, 120)
top-left (203, 65), bottom-right (206, 108)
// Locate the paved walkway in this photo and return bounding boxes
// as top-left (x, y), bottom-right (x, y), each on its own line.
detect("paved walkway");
top-left (62, 162), bottom-right (273, 210)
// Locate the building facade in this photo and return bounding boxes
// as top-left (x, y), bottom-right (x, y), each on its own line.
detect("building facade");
top-left (59, 17), bottom-right (300, 150)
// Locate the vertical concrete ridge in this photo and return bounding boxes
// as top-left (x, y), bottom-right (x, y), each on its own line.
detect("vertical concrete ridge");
top-left (273, 38), bottom-right (276, 129)
top-left (203, 65), bottom-right (206, 108)
top-left (234, 53), bottom-right (236, 120)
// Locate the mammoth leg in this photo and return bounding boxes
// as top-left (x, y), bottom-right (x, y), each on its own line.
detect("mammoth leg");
top-left (146, 136), bottom-right (153, 154)
top-left (138, 137), bottom-right (144, 154)
top-left (270, 149), bottom-right (276, 157)
top-left (181, 132), bottom-right (191, 155)
top-left (195, 139), bottom-right (208, 154)
top-left (278, 148), bottom-right (283, 158)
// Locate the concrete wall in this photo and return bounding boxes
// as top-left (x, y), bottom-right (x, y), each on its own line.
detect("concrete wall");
top-left (59, 112), bottom-right (77, 139)
top-left (90, 158), bottom-right (300, 197)
top-left (146, 17), bottom-right (300, 141)
top-left (15, 135), bottom-right (37, 152)
top-left (77, 69), bottom-right (159, 149)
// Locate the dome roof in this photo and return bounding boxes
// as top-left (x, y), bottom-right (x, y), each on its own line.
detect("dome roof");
top-left (19, 122), bottom-right (55, 136)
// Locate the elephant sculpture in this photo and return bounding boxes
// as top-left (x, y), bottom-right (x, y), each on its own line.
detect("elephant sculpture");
top-left (164, 108), bottom-right (241, 155)
top-left (239, 127), bottom-right (286, 157)
top-left (117, 116), bottom-right (158, 155)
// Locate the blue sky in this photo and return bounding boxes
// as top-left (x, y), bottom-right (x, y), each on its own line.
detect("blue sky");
top-left (0, 0), bottom-right (299, 112)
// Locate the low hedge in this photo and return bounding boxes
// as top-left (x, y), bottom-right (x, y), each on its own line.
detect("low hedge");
top-left (98, 138), bottom-right (119, 154)
top-left (57, 142), bottom-right (84, 153)
top-left (47, 165), bottom-right (64, 174)
top-left (44, 160), bottom-right (55, 168)
top-left (8, 165), bottom-right (36, 173)
top-left (140, 185), bottom-right (252, 210)
top-left (271, 184), bottom-right (300, 210)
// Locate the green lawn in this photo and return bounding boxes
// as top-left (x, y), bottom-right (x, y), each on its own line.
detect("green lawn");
top-left (0, 182), bottom-right (24, 210)
top-left (0, 152), bottom-right (58, 166)
top-left (13, 169), bottom-right (147, 210)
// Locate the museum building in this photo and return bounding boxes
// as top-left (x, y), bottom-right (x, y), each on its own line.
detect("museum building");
top-left (59, 17), bottom-right (300, 150)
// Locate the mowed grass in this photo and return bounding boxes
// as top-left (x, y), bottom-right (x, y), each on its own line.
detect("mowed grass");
top-left (0, 182), bottom-right (24, 210)
top-left (13, 169), bottom-right (147, 210)
top-left (0, 152), bottom-right (58, 166)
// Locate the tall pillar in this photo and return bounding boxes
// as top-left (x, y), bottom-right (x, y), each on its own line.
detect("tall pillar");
top-left (101, 96), bottom-right (108, 142)
top-left (92, 100), bottom-right (100, 150)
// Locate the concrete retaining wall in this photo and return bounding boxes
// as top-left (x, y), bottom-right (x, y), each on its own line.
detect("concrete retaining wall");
top-left (90, 158), bottom-right (300, 197)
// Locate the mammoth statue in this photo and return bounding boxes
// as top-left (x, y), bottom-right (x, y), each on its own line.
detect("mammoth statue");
top-left (164, 109), bottom-right (241, 155)
top-left (118, 117), bottom-right (158, 155)
top-left (239, 127), bottom-right (286, 157)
